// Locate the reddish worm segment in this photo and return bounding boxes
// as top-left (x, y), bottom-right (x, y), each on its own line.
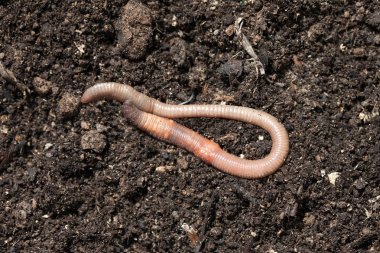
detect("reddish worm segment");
top-left (81, 82), bottom-right (289, 179)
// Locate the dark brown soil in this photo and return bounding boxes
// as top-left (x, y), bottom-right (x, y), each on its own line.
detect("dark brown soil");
top-left (1, 1), bottom-right (379, 252)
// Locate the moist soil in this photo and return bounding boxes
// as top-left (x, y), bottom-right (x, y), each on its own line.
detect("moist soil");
top-left (1, 1), bottom-right (379, 252)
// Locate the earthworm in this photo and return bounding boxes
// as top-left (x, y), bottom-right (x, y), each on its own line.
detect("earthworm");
top-left (81, 82), bottom-right (289, 179)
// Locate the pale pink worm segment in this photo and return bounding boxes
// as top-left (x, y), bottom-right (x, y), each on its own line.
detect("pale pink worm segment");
top-left (81, 82), bottom-right (289, 179)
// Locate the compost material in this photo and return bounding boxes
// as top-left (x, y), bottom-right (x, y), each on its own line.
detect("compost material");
top-left (1, 1), bottom-right (379, 252)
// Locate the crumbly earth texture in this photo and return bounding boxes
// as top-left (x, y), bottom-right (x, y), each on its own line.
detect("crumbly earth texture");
top-left (0, 1), bottom-right (379, 252)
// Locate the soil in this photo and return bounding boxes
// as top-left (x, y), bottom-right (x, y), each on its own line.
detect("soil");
top-left (1, 1), bottom-right (379, 252)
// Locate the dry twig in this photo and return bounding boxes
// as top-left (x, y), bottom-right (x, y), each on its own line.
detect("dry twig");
top-left (234, 17), bottom-right (265, 76)
top-left (0, 62), bottom-right (30, 96)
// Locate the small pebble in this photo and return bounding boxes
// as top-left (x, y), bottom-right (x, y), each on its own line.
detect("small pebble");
top-left (58, 92), bottom-right (80, 119)
top-left (327, 172), bottom-right (340, 186)
top-left (96, 123), bottom-right (108, 132)
top-left (80, 121), bottom-right (90, 130)
top-left (155, 165), bottom-right (175, 173)
top-left (81, 130), bottom-right (107, 153)
top-left (44, 143), bottom-right (53, 150)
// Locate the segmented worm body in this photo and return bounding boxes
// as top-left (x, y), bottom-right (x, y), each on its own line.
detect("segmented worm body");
top-left (82, 82), bottom-right (289, 179)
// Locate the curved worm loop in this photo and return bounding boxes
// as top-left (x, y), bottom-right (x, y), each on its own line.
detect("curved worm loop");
top-left (82, 82), bottom-right (289, 179)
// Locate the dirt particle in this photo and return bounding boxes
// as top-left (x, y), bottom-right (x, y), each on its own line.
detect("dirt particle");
top-left (181, 223), bottom-right (200, 246)
top-left (155, 165), bottom-right (175, 173)
top-left (353, 178), bottom-right (368, 190)
top-left (44, 143), bottom-right (53, 150)
top-left (303, 213), bottom-right (316, 226)
top-left (225, 24), bottom-right (235, 36)
top-left (189, 62), bottom-right (207, 89)
top-left (361, 227), bottom-right (372, 235)
top-left (171, 15), bottom-right (177, 27)
top-left (212, 88), bottom-right (235, 102)
top-left (169, 37), bottom-right (188, 67)
top-left (336, 201), bottom-right (348, 209)
top-left (31, 199), bottom-right (37, 210)
top-left (1, 125), bottom-right (9, 134)
top-left (252, 0), bottom-right (263, 11)
top-left (327, 172), bottom-right (340, 186)
top-left (218, 60), bottom-right (243, 82)
top-left (95, 123), bottom-right (108, 133)
top-left (352, 48), bottom-right (365, 56)
top-left (33, 77), bottom-right (52, 95)
top-left (177, 156), bottom-right (189, 170)
top-left (116, 0), bottom-right (153, 59)
top-left (280, 202), bottom-right (299, 219)
top-left (374, 35), bottom-right (380, 45)
top-left (57, 92), bottom-right (80, 119)
top-left (210, 226), bottom-right (223, 238)
top-left (366, 11), bottom-right (380, 30)
top-left (81, 130), bottom-right (107, 153)
top-left (13, 200), bottom-right (33, 222)
top-left (307, 22), bottom-right (325, 41)
top-left (80, 121), bottom-right (90, 130)
top-left (14, 209), bottom-right (27, 221)
top-left (343, 10), bottom-right (350, 18)
top-left (172, 211), bottom-right (180, 221)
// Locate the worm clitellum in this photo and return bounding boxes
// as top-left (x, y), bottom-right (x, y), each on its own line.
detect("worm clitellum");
top-left (82, 82), bottom-right (289, 179)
